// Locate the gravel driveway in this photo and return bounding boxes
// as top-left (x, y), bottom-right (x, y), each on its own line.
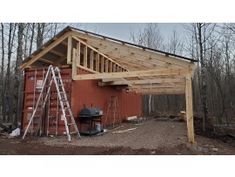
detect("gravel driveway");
top-left (41, 119), bottom-right (188, 149)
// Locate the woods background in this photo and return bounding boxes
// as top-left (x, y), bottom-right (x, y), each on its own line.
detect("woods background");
top-left (0, 23), bottom-right (235, 132)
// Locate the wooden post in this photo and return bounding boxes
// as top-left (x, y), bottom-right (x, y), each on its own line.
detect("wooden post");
top-left (84, 46), bottom-right (87, 67)
top-left (105, 59), bottom-right (109, 72)
top-left (90, 50), bottom-right (94, 70)
top-left (96, 54), bottom-right (99, 72)
top-left (67, 36), bottom-right (72, 64)
top-left (117, 66), bottom-right (121, 72)
top-left (113, 63), bottom-right (118, 72)
top-left (185, 74), bottom-right (195, 143)
top-left (109, 61), bottom-right (113, 72)
top-left (76, 42), bottom-right (80, 67)
top-left (72, 48), bottom-right (77, 79)
top-left (101, 56), bottom-right (104, 73)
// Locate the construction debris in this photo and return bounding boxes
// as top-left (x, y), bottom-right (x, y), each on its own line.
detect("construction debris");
top-left (126, 116), bottom-right (137, 121)
top-left (111, 125), bottom-right (124, 130)
top-left (211, 147), bottom-right (219, 152)
top-left (112, 127), bottom-right (137, 134)
top-left (126, 116), bottom-right (146, 124)
top-left (9, 128), bottom-right (20, 137)
top-left (179, 111), bottom-right (186, 122)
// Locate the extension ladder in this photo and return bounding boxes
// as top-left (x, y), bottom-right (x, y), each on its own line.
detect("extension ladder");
top-left (22, 65), bottom-right (80, 141)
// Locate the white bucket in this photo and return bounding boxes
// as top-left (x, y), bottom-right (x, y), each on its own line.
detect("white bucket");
top-left (95, 123), bottom-right (102, 131)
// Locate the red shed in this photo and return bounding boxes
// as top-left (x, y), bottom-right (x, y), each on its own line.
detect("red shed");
top-left (20, 26), bottom-right (197, 143)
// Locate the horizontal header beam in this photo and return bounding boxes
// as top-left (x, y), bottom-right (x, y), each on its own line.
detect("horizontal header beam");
top-left (73, 68), bottom-right (190, 80)
top-left (101, 77), bottom-right (185, 86)
top-left (130, 87), bottom-right (185, 95)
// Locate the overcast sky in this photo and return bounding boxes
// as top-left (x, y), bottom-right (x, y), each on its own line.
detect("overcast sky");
top-left (70, 23), bottom-right (187, 43)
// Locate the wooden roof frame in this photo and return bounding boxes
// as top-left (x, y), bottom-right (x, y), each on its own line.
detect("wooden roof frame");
top-left (20, 26), bottom-right (197, 143)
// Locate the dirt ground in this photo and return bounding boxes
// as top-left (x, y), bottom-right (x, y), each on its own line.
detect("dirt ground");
top-left (0, 119), bottom-right (234, 155)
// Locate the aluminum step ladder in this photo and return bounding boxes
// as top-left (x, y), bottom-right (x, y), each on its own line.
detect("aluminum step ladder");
top-left (22, 65), bottom-right (80, 142)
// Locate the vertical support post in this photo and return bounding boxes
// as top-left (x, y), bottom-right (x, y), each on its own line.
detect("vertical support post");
top-left (72, 48), bottom-right (77, 79)
top-left (185, 74), bottom-right (195, 143)
top-left (117, 66), bottom-right (121, 72)
top-left (114, 64), bottom-right (117, 72)
top-left (90, 50), bottom-right (94, 70)
top-left (109, 61), bottom-right (113, 72)
top-left (72, 41), bottom-right (80, 80)
top-left (100, 56), bottom-right (104, 73)
top-left (67, 36), bottom-right (72, 64)
top-left (76, 42), bottom-right (80, 67)
top-left (84, 46), bottom-right (87, 68)
top-left (105, 59), bottom-right (109, 73)
top-left (96, 54), bottom-right (99, 72)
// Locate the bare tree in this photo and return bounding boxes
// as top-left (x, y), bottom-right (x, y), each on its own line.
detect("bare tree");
top-left (13, 23), bottom-right (25, 126)
top-left (5, 23), bottom-right (17, 122)
top-left (189, 23), bottom-right (218, 131)
top-left (166, 30), bottom-right (184, 55)
top-left (29, 23), bottom-right (35, 55)
top-left (197, 23), bottom-right (208, 131)
top-left (36, 23), bottom-right (46, 49)
top-left (131, 24), bottom-right (165, 50)
top-left (0, 23), bottom-right (5, 122)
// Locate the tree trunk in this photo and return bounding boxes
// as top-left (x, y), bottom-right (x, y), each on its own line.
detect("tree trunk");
top-left (36, 23), bottom-right (45, 49)
top-left (13, 23), bottom-right (24, 126)
top-left (0, 23), bottom-right (5, 122)
top-left (5, 23), bottom-right (16, 122)
top-left (29, 23), bottom-right (35, 55)
top-left (198, 23), bottom-right (208, 131)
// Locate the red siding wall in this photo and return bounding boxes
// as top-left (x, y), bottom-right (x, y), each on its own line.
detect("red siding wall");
top-left (22, 67), bottom-right (142, 135)
top-left (71, 68), bottom-right (142, 126)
